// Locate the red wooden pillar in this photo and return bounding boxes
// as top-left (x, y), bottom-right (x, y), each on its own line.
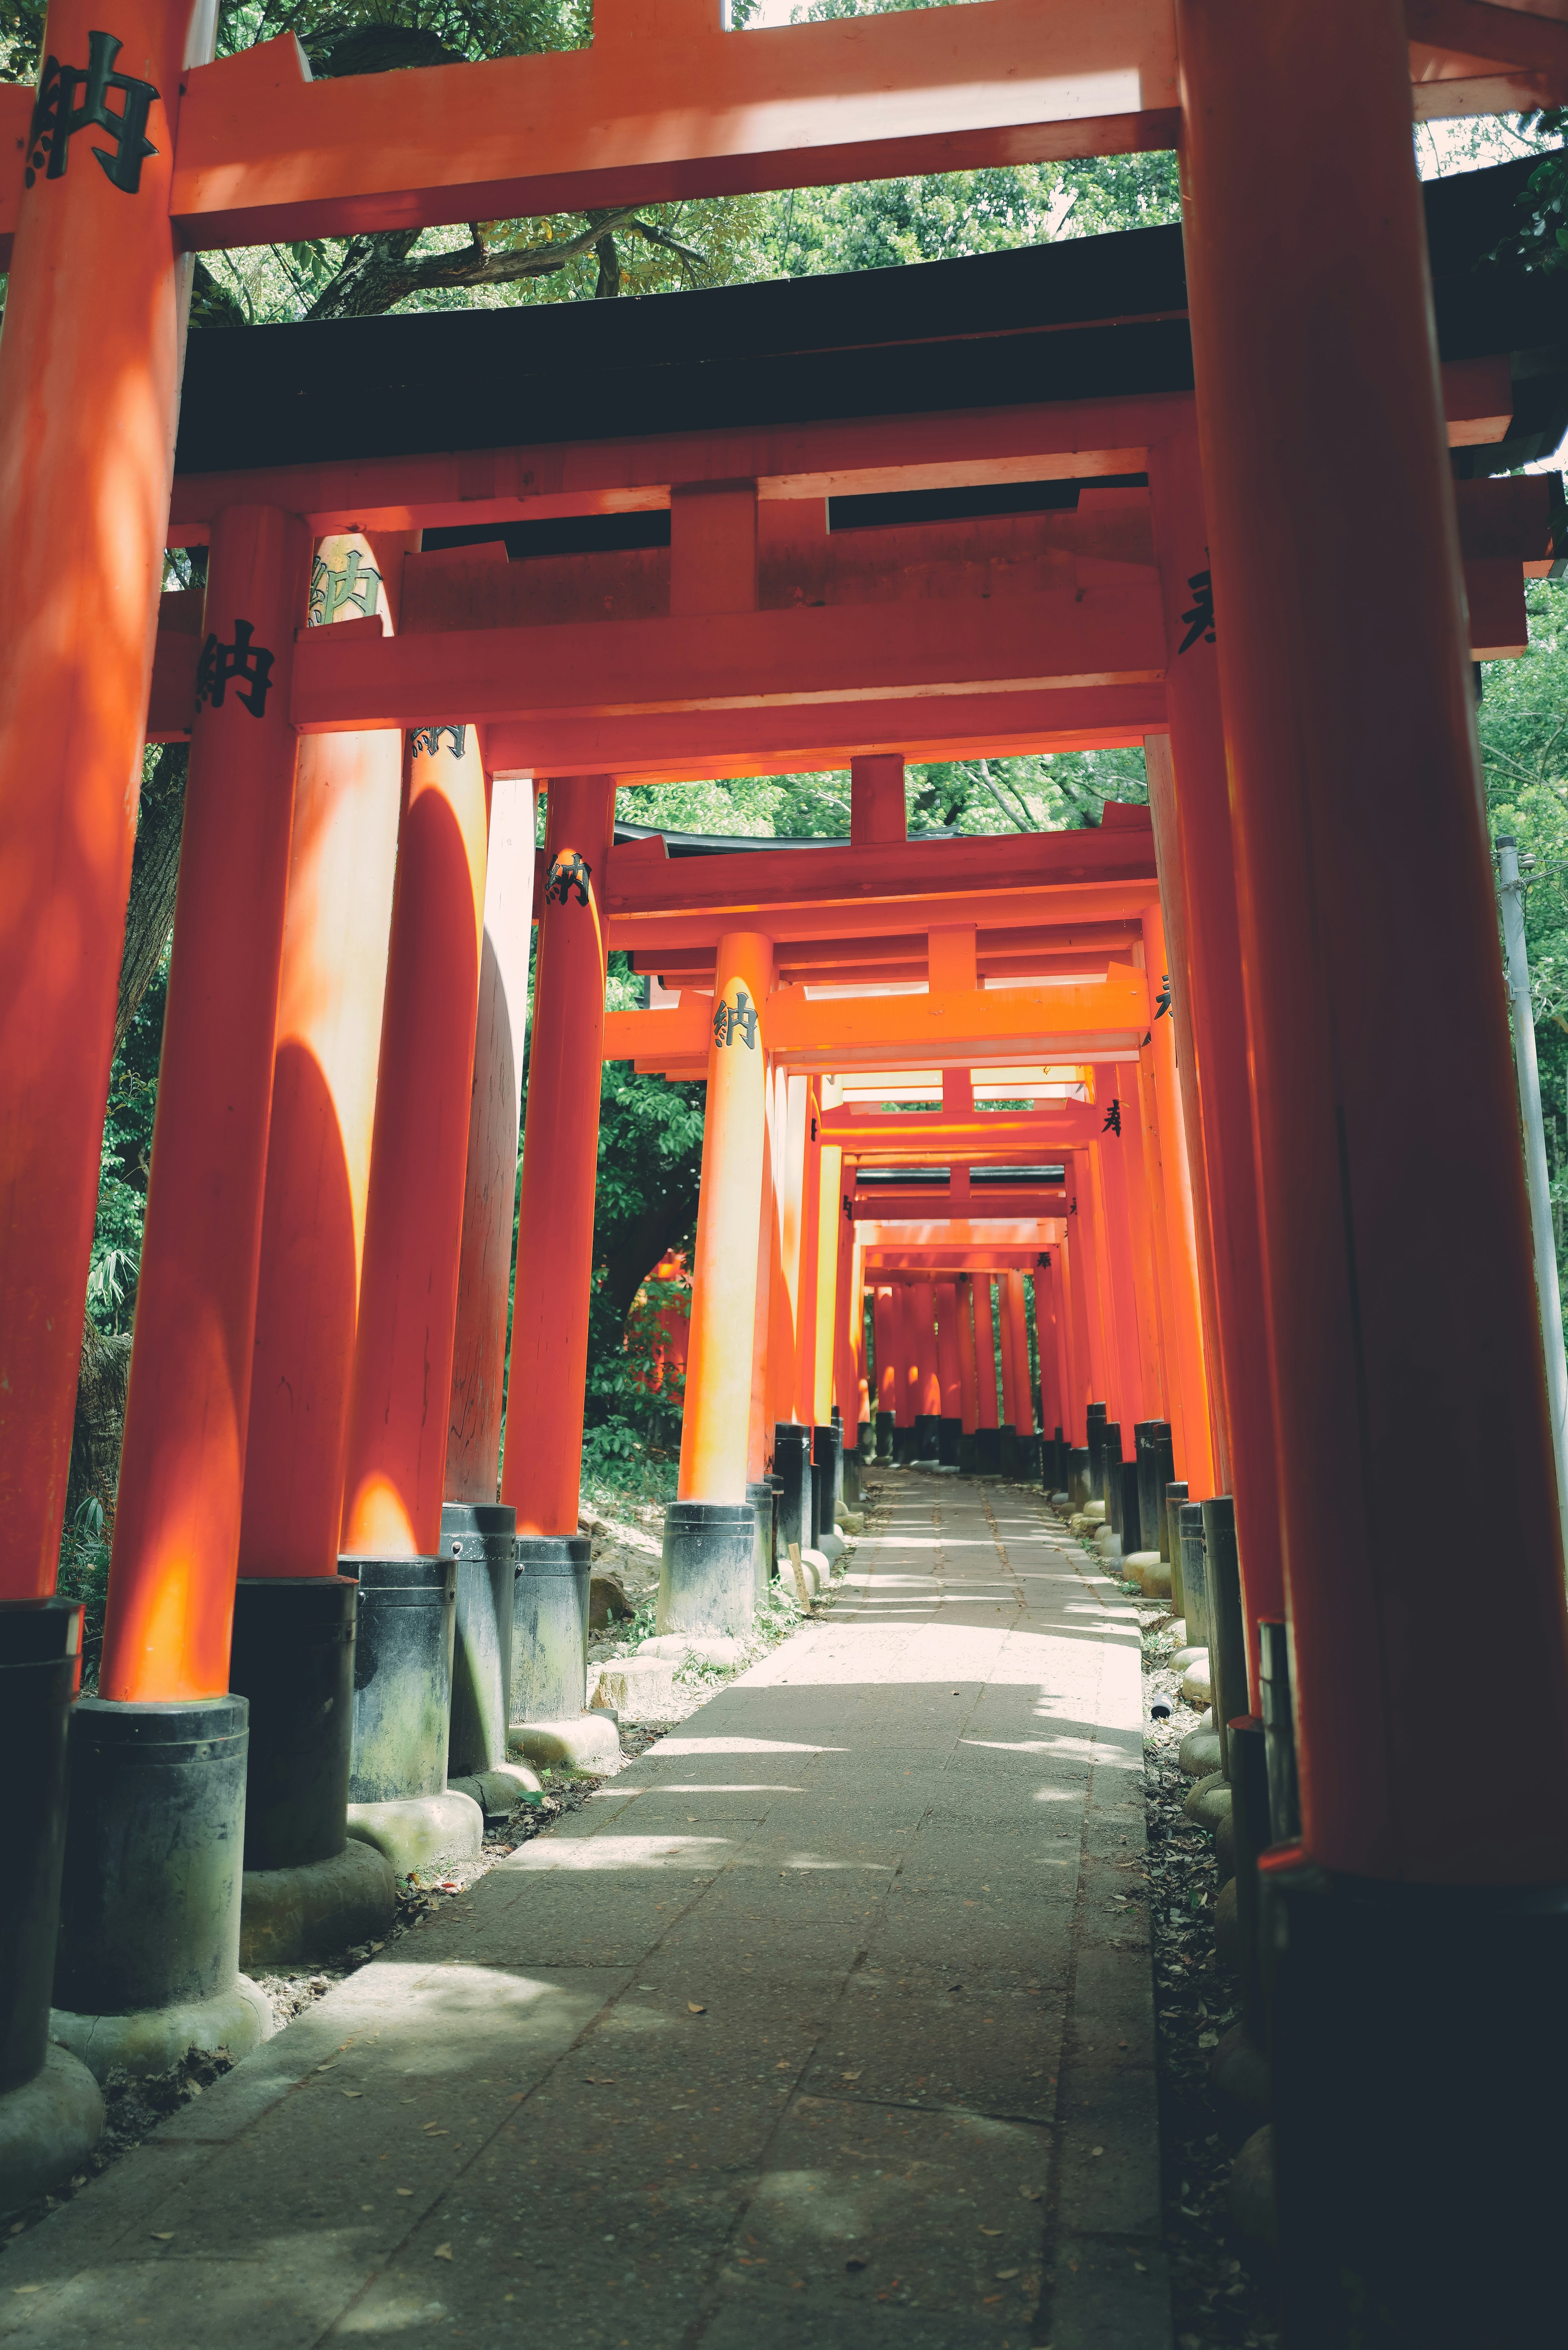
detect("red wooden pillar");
top-left (832, 1195), bottom-right (858, 1429)
top-left (1178, 1), bottom-right (1568, 2329)
top-left (996, 1277), bottom-right (1019, 1433)
top-left (973, 1273), bottom-right (1000, 1432)
top-left (793, 1087), bottom-right (822, 1426)
top-left (746, 1087), bottom-right (776, 1483)
top-left (446, 776), bottom-right (535, 1505)
top-left (101, 508), bottom-right (308, 1699)
top-left (955, 1277), bottom-right (980, 1435)
top-left (892, 1280), bottom-right (918, 1436)
top-left (1003, 1271), bottom-right (1032, 1435)
top-left (874, 1283), bottom-right (899, 1436)
top-left (500, 776), bottom-right (617, 1537)
top-left (1070, 1149), bottom-right (1113, 1416)
top-left (340, 727), bottom-right (490, 1556)
top-left (678, 932), bottom-right (773, 1504)
top-left (1146, 430), bottom-right (1285, 1674)
top-left (239, 538), bottom-right (408, 1580)
top-left (1091, 1085), bottom-right (1147, 1428)
top-left (934, 1280), bottom-right (962, 1423)
top-left (912, 1279), bottom-right (941, 1422)
top-left (1138, 898), bottom-right (1217, 1498)
top-left (0, 0), bottom-right (209, 1601)
top-left (1033, 1266), bottom-right (1062, 1446)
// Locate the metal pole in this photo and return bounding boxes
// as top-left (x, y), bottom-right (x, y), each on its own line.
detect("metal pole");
top-left (1496, 833), bottom-right (1568, 1561)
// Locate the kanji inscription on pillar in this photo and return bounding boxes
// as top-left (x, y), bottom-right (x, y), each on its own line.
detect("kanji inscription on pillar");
top-left (309, 549), bottom-right (382, 626)
top-left (195, 620), bottom-right (276, 718)
top-left (1178, 568), bottom-right (1216, 654)
top-left (545, 849), bottom-right (591, 907)
top-left (1102, 1099), bottom-right (1122, 1136)
top-left (409, 725), bottom-right (466, 758)
top-left (712, 989), bottom-right (760, 1050)
top-left (26, 33), bottom-right (159, 193)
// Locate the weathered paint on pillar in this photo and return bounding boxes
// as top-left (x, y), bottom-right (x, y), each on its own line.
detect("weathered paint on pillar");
top-left (100, 507), bottom-right (309, 1699)
top-left (340, 725), bottom-right (490, 1556)
top-left (679, 931), bottom-right (773, 1503)
top-left (0, 0), bottom-right (212, 1599)
top-left (973, 1273), bottom-right (1000, 1430)
top-left (955, 1276), bottom-right (980, 1434)
top-left (239, 535), bottom-right (409, 1579)
top-left (1179, 0), bottom-right (1568, 1880)
top-left (934, 1281), bottom-right (962, 1422)
top-left (445, 776), bottom-right (535, 1505)
top-left (501, 775), bottom-right (617, 1538)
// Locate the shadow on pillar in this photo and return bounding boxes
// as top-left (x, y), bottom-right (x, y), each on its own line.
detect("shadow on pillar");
top-left (0, 1603), bottom-right (103, 2210)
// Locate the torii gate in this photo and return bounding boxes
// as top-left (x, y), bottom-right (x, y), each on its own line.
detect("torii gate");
top-left (3, 2), bottom-right (1568, 2332)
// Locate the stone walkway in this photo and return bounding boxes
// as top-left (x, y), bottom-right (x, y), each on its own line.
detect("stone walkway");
top-left (1, 1475), bottom-right (1168, 2350)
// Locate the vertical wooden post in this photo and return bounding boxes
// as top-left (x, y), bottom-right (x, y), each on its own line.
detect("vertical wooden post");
top-left (340, 726), bottom-right (490, 1557)
top-left (101, 507), bottom-right (309, 1698)
top-left (973, 1273), bottom-right (1000, 1431)
top-left (793, 1085), bottom-right (822, 1425)
top-left (1003, 1271), bottom-right (1032, 1434)
top-left (1178, 2), bottom-right (1568, 2328)
top-left (956, 1277), bottom-right (980, 1434)
top-left (678, 931), bottom-right (773, 1504)
top-left (500, 775), bottom-right (617, 1537)
top-left (239, 537), bottom-right (408, 1579)
top-left (446, 775), bottom-right (535, 1505)
top-left (850, 755), bottom-right (906, 847)
top-left (1138, 896), bottom-right (1217, 1497)
top-left (810, 1090), bottom-right (843, 1426)
top-left (746, 1085), bottom-right (775, 1483)
top-left (0, 0), bottom-right (210, 1597)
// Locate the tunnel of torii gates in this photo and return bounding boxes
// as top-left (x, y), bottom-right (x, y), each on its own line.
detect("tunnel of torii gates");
top-left (4, 0), bottom-right (1568, 2332)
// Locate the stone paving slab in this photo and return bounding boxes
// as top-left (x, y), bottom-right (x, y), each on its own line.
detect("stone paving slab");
top-left (0, 1474), bottom-right (1169, 2349)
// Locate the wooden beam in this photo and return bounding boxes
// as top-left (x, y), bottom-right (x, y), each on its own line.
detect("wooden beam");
top-left (820, 1108), bottom-right (1103, 1149)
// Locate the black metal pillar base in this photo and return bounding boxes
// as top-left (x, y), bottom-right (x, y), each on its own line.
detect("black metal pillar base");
top-left (937, 1416), bottom-right (962, 1467)
top-left (51, 1694), bottom-right (272, 2080)
top-left (230, 1576), bottom-right (356, 1869)
top-left (342, 1554), bottom-right (456, 1803)
top-left (827, 1411), bottom-right (846, 1511)
top-left (875, 1410), bottom-right (895, 1463)
top-left (1264, 1853), bottom-right (1568, 2344)
top-left (974, 1426), bottom-right (1000, 1474)
top-left (813, 1423), bottom-right (843, 1542)
top-left (745, 1479), bottom-right (775, 1605)
top-left (658, 1501), bottom-right (757, 1637)
top-left (914, 1412), bottom-right (940, 1463)
top-left (1, 1602), bottom-right (82, 2096)
top-left (1086, 1402), bottom-right (1107, 1499)
top-left (773, 1423), bottom-right (813, 1552)
top-left (445, 1502), bottom-right (518, 1779)
top-left (1067, 1445), bottom-right (1090, 1509)
top-left (958, 1430), bottom-right (978, 1474)
top-left (997, 1423), bottom-right (1018, 1475)
top-left (512, 1537), bottom-right (591, 1726)
top-left (892, 1423), bottom-right (916, 1464)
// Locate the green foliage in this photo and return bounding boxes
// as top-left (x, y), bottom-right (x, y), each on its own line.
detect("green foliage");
top-left (1492, 114), bottom-right (1568, 274)
top-left (87, 960), bottom-right (167, 1336)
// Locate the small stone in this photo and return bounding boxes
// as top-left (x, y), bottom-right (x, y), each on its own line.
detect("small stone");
top-left (589, 1571), bottom-right (632, 1630)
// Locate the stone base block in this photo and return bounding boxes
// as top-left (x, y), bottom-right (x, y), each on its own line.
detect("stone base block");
top-left (1183, 1770), bottom-right (1232, 1831)
top-left (1179, 1716), bottom-right (1223, 1777)
top-left (448, 1762), bottom-right (544, 1822)
top-left (840, 1511), bottom-right (864, 1536)
top-left (1094, 1526), bottom-right (1122, 1565)
top-left (510, 1713), bottom-right (623, 1768)
top-left (1171, 1642), bottom-right (1205, 1674)
top-left (817, 1528), bottom-right (846, 1564)
top-left (51, 1975), bottom-right (273, 2085)
top-left (0, 2046), bottom-right (105, 2218)
top-left (345, 1789), bottom-right (483, 1876)
top-left (1211, 2021), bottom-right (1272, 2148)
top-left (639, 1632), bottom-right (746, 1669)
top-left (1180, 1658), bottom-right (1214, 1708)
top-left (239, 1838), bottom-right (397, 1971)
top-left (591, 1659), bottom-right (679, 1720)
top-left (1082, 1500), bottom-right (1107, 1523)
top-left (1228, 2124), bottom-right (1278, 2253)
top-left (1214, 1873), bottom-right (1240, 1971)
top-left (1121, 1549), bottom-right (1161, 1588)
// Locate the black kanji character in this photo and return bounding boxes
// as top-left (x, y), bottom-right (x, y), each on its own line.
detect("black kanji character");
top-left (409, 725), bottom-right (466, 759)
top-left (1102, 1099), bottom-right (1122, 1137)
top-left (1177, 568), bottom-right (1215, 656)
top-left (195, 619), bottom-right (275, 719)
top-left (545, 850), bottom-right (591, 908)
top-left (1155, 972), bottom-right (1173, 1019)
top-left (27, 33), bottom-right (159, 195)
top-left (713, 988), bottom-right (760, 1050)
top-left (309, 548), bottom-right (382, 627)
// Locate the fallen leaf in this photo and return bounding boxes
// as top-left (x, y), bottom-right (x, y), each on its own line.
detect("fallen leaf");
top-left (434, 2243), bottom-right (453, 2261)
top-left (361, 2204), bottom-right (374, 2212)
top-left (396, 2189), bottom-right (414, 2197)
top-left (1018, 2184), bottom-right (1043, 2201)
top-left (583, 2075), bottom-right (615, 2085)
top-left (342, 2090), bottom-right (364, 2099)
top-left (13, 2286), bottom-right (40, 2294)
top-left (979, 2226), bottom-right (1002, 2237)
top-left (688, 2002), bottom-right (706, 2015)
top-left (840, 2069), bottom-right (862, 2081)
top-left (1091, 2146), bottom-right (1105, 2157)
top-left (996, 2268), bottom-right (1020, 2280)
top-left (150, 2232), bottom-right (175, 2241)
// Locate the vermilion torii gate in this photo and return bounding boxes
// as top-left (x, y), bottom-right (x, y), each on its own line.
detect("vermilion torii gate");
top-left (4, 2), bottom-right (1568, 2333)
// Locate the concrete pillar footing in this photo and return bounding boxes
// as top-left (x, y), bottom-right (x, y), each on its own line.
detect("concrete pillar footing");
top-left (509, 1715), bottom-right (621, 1770)
top-left (239, 1839), bottom-right (397, 1970)
top-left (346, 1790), bottom-right (483, 1875)
top-left (50, 1977), bottom-right (273, 2086)
top-left (0, 2045), bottom-right (105, 2218)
